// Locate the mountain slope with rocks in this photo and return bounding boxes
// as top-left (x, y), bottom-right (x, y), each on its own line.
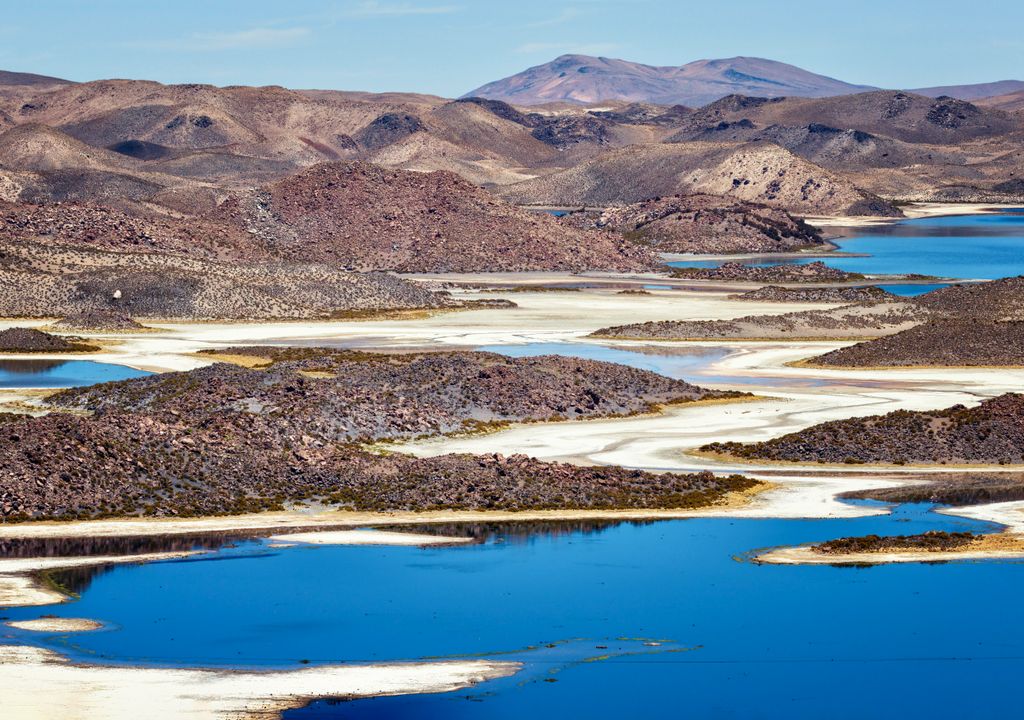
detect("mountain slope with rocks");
top-left (214, 161), bottom-right (656, 272)
top-left (499, 142), bottom-right (900, 216)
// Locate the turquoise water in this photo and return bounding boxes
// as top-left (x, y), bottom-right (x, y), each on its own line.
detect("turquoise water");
top-left (0, 359), bottom-right (150, 388)
top-left (873, 283), bottom-right (950, 296)
top-left (4, 504), bottom-right (1020, 719)
top-left (668, 211), bottom-right (1024, 280)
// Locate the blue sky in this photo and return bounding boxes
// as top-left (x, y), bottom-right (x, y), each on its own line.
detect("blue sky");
top-left (2, 1), bottom-right (1021, 95)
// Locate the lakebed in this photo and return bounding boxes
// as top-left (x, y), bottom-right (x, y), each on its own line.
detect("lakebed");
top-left (3, 206), bottom-right (1024, 718)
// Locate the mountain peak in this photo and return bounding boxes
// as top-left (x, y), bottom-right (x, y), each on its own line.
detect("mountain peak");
top-left (465, 56), bottom-right (875, 107)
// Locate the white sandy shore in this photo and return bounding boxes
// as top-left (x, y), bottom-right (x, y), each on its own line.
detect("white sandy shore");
top-left (758, 544), bottom-right (1024, 565)
top-left (0, 288), bottom-right (832, 377)
top-left (757, 500), bottom-right (1024, 565)
top-left (0, 645), bottom-right (518, 720)
top-left (0, 529), bottom-right (485, 607)
top-left (0, 551), bottom-right (202, 607)
top-left (807, 201), bottom-right (1020, 228)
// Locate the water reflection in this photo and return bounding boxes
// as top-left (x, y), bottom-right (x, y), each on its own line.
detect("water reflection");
top-left (389, 519), bottom-right (655, 544)
top-left (0, 359), bottom-right (150, 388)
top-left (0, 359), bottom-right (67, 374)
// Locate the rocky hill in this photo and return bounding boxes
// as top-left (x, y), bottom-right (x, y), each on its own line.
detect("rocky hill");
top-left (465, 55), bottom-right (874, 107)
top-left (915, 276), bottom-right (1024, 320)
top-left (977, 90), bottom-right (1024, 113)
top-left (703, 393), bottom-right (1024, 465)
top-left (54, 347), bottom-right (737, 443)
top-left (0, 200), bottom-right (259, 260)
top-left (560, 194), bottom-right (827, 253)
top-left (0, 327), bottom-right (88, 352)
top-left (214, 161), bottom-right (656, 272)
top-left (667, 91), bottom-right (1019, 146)
top-left (811, 320), bottom-right (1024, 367)
top-left (0, 347), bottom-right (754, 519)
top-left (593, 298), bottom-right (923, 341)
top-left (0, 238), bottom-right (448, 320)
top-left (669, 261), bottom-right (860, 283)
top-left (498, 142), bottom-right (899, 216)
top-left (730, 285), bottom-right (896, 303)
top-left (914, 80), bottom-right (1024, 101)
top-left (0, 70), bottom-right (72, 87)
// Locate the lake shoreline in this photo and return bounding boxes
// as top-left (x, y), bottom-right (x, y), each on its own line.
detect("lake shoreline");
top-left (0, 645), bottom-right (519, 720)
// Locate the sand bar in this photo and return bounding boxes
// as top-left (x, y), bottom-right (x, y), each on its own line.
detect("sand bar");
top-left (6, 617), bottom-right (103, 632)
top-left (0, 645), bottom-right (518, 720)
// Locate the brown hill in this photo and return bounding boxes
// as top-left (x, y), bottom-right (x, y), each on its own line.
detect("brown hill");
top-left (498, 142), bottom-right (899, 216)
top-left (915, 276), bottom-right (1024, 320)
top-left (0, 237), bottom-right (447, 320)
top-left (0, 70), bottom-right (71, 87)
top-left (668, 91), bottom-right (1019, 145)
top-left (704, 393), bottom-right (1024, 465)
top-left (913, 80), bottom-right (1024, 101)
top-left (976, 90), bottom-right (1024, 113)
top-left (0, 347), bottom-right (753, 519)
top-left (812, 319), bottom-right (1024, 367)
top-left (214, 161), bottom-right (656, 272)
top-left (54, 347), bottom-right (730, 443)
top-left (0, 200), bottom-right (258, 260)
top-left (0, 327), bottom-right (81, 352)
top-left (0, 78), bottom-right (580, 188)
top-left (0, 123), bottom-right (139, 172)
top-left (561, 193), bottom-right (827, 253)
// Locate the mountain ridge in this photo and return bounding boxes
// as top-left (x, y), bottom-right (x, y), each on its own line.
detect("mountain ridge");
top-left (465, 55), bottom-right (877, 106)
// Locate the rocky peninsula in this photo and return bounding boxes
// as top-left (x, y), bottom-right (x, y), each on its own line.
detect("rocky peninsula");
top-left (702, 393), bottom-right (1024, 465)
top-left (0, 347), bottom-right (756, 520)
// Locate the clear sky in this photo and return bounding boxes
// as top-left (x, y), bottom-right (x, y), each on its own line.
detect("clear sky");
top-left (2, 1), bottom-right (1021, 96)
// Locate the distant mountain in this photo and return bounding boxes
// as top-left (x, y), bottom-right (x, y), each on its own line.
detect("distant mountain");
top-left (976, 90), bottom-right (1024, 112)
top-left (464, 55), bottom-right (876, 107)
top-left (0, 69), bottom-right (71, 87)
top-left (911, 80), bottom-right (1024, 101)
